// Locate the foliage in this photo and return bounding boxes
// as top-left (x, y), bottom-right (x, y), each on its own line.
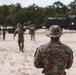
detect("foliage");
top-left (0, 1), bottom-right (76, 27)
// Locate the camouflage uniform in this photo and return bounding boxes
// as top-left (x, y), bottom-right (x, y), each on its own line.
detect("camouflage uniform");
top-left (14, 23), bottom-right (24, 52)
top-left (30, 24), bottom-right (35, 41)
top-left (34, 25), bottom-right (73, 75)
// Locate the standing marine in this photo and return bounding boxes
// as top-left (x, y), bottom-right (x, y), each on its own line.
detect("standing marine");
top-left (30, 24), bottom-right (36, 41)
top-left (34, 25), bottom-right (73, 75)
top-left (14, 23), bottom-right (25, 52)
top-left (27, 21), bottom-right (36, 41)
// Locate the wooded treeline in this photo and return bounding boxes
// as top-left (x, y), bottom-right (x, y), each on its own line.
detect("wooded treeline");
top-left (0, 0), bottom-right (76, 27)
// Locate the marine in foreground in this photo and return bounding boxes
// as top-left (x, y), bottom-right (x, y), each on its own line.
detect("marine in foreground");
top-left (34, 25), bottom-right (73, 75)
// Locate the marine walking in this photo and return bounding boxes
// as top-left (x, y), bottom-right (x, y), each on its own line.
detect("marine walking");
top-left (14, 23), bottom-right (25, 52)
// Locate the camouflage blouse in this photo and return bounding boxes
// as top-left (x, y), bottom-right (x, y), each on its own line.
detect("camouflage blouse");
top-left (34, 41), bottom-right (73, 75)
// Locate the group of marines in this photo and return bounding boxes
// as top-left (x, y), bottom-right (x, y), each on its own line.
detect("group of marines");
top-left (0, 23), bottom-right (74, 75)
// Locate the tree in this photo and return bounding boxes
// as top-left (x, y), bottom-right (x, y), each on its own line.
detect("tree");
top-left (53, 1), bottom-right (68, 17)
top-left (68, 0), bottom-right (76, 15)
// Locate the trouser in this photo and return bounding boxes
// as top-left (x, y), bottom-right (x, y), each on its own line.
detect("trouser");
top-left (18, 39), bottom-right (24, 52)
top-left (31, 33), bottom-right (35, 41)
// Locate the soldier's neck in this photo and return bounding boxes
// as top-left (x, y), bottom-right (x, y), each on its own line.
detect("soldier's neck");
top-left (51, 37), bottom-right (60, 42)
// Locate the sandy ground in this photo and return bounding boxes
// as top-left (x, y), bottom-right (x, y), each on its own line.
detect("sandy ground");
top-left (0, 29), bottom-right (76, 75)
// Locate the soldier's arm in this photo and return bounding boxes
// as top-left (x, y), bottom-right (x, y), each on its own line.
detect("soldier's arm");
top-left (66, 49), bottom-right (73, 69)
top-left (34, 47), bottom-right (44, 68)
top-left (13, 29), bottom-right (18, 38)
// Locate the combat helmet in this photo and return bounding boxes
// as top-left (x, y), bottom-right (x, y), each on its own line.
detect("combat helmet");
top-left (47, 25), bottom-right (63, 37)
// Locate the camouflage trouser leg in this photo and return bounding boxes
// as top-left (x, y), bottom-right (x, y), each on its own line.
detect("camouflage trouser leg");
top-left (31, 33), bottom-right (35, 41)
top-left (18, 41), bottom-right (21, 51)
top-left (3, 34), bottom-right (5, 40)
top-left (31, 34), bottom-right (32, 40)
top-left (21, 41), bottom-right (24, 52)
top-left (18, 39), bottom-right (24, 52)
top-left (33, 34), bottom-right (35, 41)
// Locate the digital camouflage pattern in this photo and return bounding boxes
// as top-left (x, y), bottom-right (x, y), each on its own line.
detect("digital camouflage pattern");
top-left (34, 41), bottom-right (73, 75)
top-left (14, 25), bottom-right (25, 52)
top-left (46, 25), bottom-right (63, 37)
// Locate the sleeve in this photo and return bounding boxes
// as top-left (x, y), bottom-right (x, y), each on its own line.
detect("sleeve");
top-left (34, 47), bottom-right (44, 68)
top-left (66, 49), bottom-right (73, 69)
top-left (14, 28), bottom-right (18, 37)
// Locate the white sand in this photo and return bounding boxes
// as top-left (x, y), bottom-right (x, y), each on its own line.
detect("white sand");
top-left (0, 29), bottom-right (76, 75)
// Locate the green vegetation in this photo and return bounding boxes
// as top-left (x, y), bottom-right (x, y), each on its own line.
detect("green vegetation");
top-left (0, 0), bottom-right (76, 27)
